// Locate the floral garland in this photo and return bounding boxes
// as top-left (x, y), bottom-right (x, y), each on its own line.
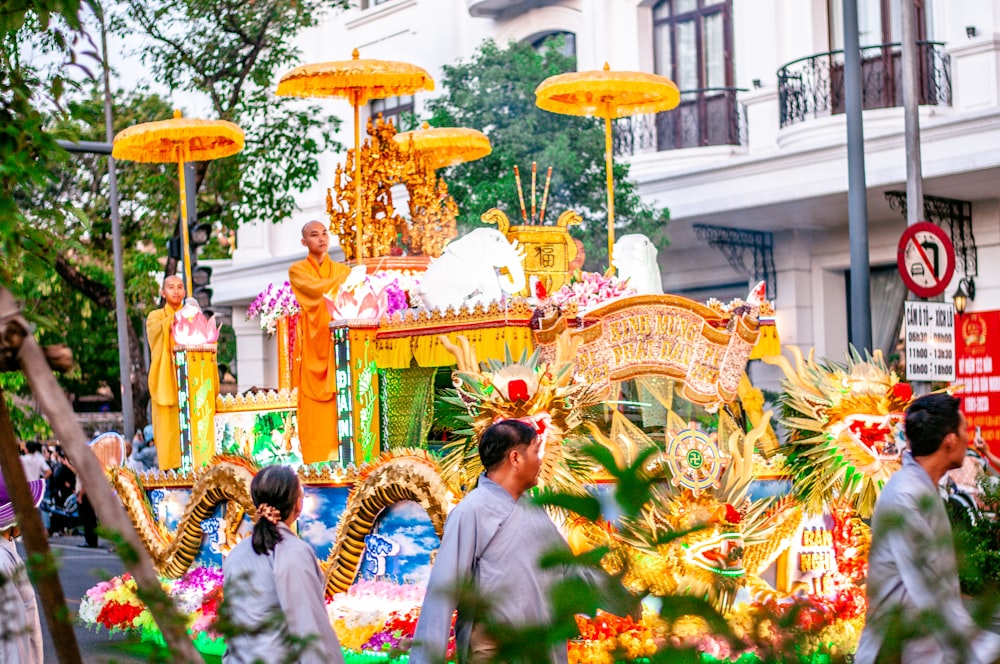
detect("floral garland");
top-left (246, 282), bottom-right (300, 335)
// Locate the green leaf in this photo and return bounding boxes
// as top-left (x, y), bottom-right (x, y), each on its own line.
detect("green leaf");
top-left (532, 489), bottom-right (602, 521)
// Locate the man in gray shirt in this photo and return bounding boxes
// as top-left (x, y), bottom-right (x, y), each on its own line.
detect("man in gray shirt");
top-left (856, 393), bottom-right (1000, 664)
top-left (411, 419), bottom-right (606, 664)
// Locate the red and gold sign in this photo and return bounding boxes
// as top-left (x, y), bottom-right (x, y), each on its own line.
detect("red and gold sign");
top-left (534, 295), bottom-right (758, 408)
top-left (956, 309), bottom-right (1000, 459)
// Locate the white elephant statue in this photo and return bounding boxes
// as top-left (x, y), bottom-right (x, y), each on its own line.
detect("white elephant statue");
top-left (418, 228), bottom-right (527, 311)
top-left (612, 234), bottom-right (662, 295)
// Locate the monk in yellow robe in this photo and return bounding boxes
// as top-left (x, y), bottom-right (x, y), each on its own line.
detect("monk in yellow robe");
top-left (146, 275), bottom-right (185, 470)
top-left (289, 221), bottom-right (354, 465)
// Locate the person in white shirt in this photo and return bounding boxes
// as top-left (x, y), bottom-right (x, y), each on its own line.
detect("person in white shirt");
top-left (19, 442), bottom-right (50, 482)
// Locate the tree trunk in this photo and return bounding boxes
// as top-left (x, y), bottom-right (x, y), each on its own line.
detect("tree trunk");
top-left (0, 287), bottom-right (204, 663)
top-left (0, 392), bottom-right (83, 663)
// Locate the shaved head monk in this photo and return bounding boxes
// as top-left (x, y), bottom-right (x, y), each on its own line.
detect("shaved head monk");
top-left (288, 221), bottom-right (353, 464)
top-left (146, 275), bottom-right (185, 470)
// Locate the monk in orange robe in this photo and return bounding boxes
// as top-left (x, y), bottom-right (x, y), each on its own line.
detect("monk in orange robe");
top-left (289, 221), bottom-right (354, 465)
top-left (145, 275), bottom-right (185, 470)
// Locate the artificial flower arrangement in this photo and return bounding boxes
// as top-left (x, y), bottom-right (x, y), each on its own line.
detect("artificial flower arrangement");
top-left (325, 578), bottom-right (453, 657)
top-left (80, 566), bottom-right (865, 662)
top-left (246, 281), bottom-right (300, 335)
top-left (547, 269), bottom-right (636, 312)
top-left (79, 567), bottom-right (224, 651)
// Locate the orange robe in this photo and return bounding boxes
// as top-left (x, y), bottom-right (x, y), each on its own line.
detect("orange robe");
top-left (146, 304), bottom-right (182, 470)
top-left (289, 256), bottom-right (351, 465)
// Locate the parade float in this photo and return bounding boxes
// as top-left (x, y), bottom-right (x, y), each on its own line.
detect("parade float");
top-left (81, 54), bottom-right (924, 663)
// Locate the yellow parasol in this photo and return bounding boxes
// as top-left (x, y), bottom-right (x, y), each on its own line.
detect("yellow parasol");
top-left (276, 49), bottom-right (434, 263)
top-left (393, 124), bottom-right (491, 170)
top-left (113, 110), bottom-right (244, 296)
top-left (535, 64), bottom-right (679, 266)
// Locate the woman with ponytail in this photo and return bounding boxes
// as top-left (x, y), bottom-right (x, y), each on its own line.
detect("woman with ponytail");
top-left (221, 465), bottom-right (344, 663)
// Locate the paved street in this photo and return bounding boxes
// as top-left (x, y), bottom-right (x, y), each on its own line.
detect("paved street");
top-left (21, 534), bottom-right (221, 664)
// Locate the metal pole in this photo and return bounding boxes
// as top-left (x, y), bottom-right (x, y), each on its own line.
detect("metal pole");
top-left (56, 139), bottom-right (111, 154)
top-left (604, 113), bottom-right (615, 272)
top-left (99, 8), bottom-right (134, 441)
top-left (901, 0), bottom-right (923, 226)
top-left (844, 0), bottom-right (873, 353)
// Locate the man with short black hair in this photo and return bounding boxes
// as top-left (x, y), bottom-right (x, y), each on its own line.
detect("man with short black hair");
top-left (411, 419), bottom-right (560, 663)
top-left (856, 393), bottom-right (1000, 664)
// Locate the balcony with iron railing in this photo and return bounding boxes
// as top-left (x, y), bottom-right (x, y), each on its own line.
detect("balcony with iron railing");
top-left (614, 87), bottom-right (747, 157)
top-left (777, 41), bottom-right (951, 128)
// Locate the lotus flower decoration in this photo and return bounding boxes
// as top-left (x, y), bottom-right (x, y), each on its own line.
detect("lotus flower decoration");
top-left (325, 271), bottom-right (413, 321)
top-left (173, 303), bottom-right (220, 345)
top-left (490, 365), bottom-right (539, 402)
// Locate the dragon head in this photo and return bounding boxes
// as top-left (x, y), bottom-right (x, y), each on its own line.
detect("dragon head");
top-left (764, 347), bottom-right (914, 517)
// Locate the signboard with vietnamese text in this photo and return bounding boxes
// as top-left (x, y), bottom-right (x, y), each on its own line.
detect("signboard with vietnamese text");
top-left (533, 295), bottom-right (759, 409)
top-left (955, 310), bottom-right (1000, 459)
top-left (904, 301), bottom-right (955, 382)
top-left (777, 512), bottom-right (839, 597)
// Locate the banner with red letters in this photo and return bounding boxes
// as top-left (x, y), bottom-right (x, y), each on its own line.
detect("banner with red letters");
top-left (955, 310), bottom-right (1000, 463)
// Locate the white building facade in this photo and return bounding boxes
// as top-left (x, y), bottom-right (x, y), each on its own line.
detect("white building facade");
top-left (213, 0), bottom-right (1000, 391)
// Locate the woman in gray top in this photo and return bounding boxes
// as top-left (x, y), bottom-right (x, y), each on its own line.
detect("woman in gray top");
top-left (221, 465), bottom-right (344, 664)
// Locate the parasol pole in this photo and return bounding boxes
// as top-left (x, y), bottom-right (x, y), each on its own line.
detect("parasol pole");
top-left (604, 110), bottom-right (616, 273)
top-left (178, 153), bottom-right (194, 296)
top-left (353, 90), bottom-right (364, 265)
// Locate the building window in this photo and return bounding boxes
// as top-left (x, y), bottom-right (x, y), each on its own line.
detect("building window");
top-left (651, 0), bottom-right (738, 149)
top-left (370, 94), bottom-right (414, 131)
top-left (360, 0), bottom-right (392, 9)
top-left (828, 0), bottom-right (930, 49)
top-left (529, 31), bottom-right (576, 60)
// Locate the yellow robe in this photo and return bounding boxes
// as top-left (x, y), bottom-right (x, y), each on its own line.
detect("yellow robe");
top-left (289, 256), bottom-right (351, 465)
top-left (146, 304), bottom-right (182, 470)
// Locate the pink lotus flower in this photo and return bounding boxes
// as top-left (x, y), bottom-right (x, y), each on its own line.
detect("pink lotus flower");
top-left (173, 308), bottom-right (220, 345)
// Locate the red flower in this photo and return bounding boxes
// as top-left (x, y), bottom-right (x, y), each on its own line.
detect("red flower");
top-left (892, 382), bottom-right (913, 402)
top-left (724, 504), bottom-right (742, 524)
top-left (96, 600), bottom-right (143, 630)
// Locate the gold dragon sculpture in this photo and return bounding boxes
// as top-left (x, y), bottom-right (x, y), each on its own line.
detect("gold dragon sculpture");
top-left (109, 332), bottom-right (801, 609)
top-left (109, 451), bottom-right (454, 597)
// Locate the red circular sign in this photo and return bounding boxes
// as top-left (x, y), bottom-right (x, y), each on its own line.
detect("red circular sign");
top-left (897, 221), bottom-right (956, 298)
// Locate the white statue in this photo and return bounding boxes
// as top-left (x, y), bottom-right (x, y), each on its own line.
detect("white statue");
top-left (612, 234), bottom-right (662, 295)
top-left (419, 228), bottom-right (527, 311)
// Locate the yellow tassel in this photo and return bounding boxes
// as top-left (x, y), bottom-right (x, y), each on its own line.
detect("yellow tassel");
top-left (749, 320), bottom-right (781, 360)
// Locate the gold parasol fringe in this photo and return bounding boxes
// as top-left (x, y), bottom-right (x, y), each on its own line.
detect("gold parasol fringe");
top-left (112, 115), bottom-right (244, 163)
top-left (393, 126), bottom-right (491, 169)
top-left (535, 69), bottom-right (680, 118)
top-left (276, 59), bottom-right (434, 105)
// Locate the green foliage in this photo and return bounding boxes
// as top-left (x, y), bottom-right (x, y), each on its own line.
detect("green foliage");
top-left (3, 0), bottom-right (351, 419)
top-left (111, 0), bottom-right (347, 231)
top-left (425, 38), bottom-right (669, 271)
top-left (951, 476), bottom-right (1000, 597)
top-left (0, 374), bottom-right (52, 441)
